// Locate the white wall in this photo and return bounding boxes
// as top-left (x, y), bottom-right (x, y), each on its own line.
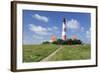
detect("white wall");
top-left (0, 0), bottom-right (99, 73)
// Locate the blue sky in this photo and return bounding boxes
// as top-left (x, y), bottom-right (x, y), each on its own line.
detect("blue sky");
top-left (23, 10), bottom-right (91, 44)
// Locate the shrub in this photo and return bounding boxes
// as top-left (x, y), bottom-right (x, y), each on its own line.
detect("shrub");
top-left (52, 39), bottom-right (82, 45)
top-left (42, 41), bottom-right (50, 44)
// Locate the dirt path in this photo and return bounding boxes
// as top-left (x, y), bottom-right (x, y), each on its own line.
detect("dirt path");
top-left (40, 46), bottom-right (62, 62)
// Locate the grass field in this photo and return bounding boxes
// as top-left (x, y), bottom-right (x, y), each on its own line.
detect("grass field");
top-left (23, 44), bottom-right (60, 62)
top-left (47, 45), bottom-right (91, 61)
top-left (23, 44), bottom-right (91, 62)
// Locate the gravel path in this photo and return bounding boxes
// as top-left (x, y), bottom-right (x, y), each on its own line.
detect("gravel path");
top-left (40, 46), bottom-right (62, 62)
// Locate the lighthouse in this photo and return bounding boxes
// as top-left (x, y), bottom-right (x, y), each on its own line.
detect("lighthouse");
top-left (62, 18), bottom-right (67, 40)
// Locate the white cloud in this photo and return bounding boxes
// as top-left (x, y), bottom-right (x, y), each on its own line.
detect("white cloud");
top-left (67, 19), bottom-right (80, 30)
top-left (33, 14), bottom-right (48, 22)
top-left (29, 24), bottom-right (48, 35)
top-left (53, 26), bottom-right (58, 30)
top-left (47, 27), bottom-right (52, 31)
top-left (80, 27), bottom-right (84, 32)
top-left (86, 28), bottom-right (91, 38)
top-left (33, 35), bottom-right (44, 39)
top-left (47, 26), bottom-right (58, 31)
top-left (29, 24), bottom-right (58, 36)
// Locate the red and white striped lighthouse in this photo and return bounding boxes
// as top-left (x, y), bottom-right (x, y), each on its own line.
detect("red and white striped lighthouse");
top-left (62, 18), bottom-right (67, 40)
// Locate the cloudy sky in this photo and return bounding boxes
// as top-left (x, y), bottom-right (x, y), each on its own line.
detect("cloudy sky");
top-left (23, 10), bottom-right (91, 44)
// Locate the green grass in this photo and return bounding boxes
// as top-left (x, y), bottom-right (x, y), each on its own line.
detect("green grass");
top-left (48, 45), bottom-right (91, 61)
top-left (23, 44), bottom-right (91, 62)
top-left (23, 44), bottom-right (59, 62)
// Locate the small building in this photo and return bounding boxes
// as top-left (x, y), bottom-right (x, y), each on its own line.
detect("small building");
top-left (51, 35), bottom-right (57, 42)
top-left (72, 35), bottom-right (77, 40)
